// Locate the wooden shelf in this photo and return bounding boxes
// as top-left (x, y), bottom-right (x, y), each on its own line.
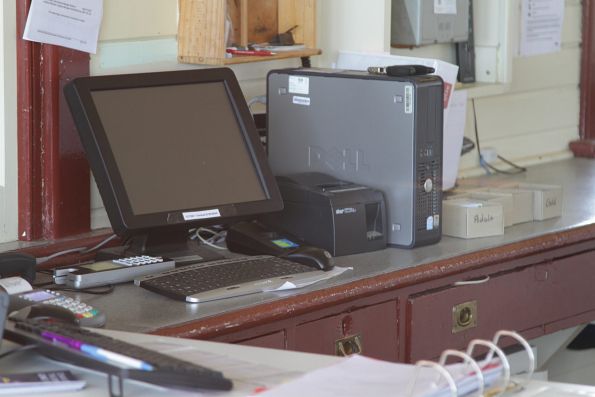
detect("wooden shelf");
top-left (180, 47), bottom-right (321, 65)
top-left (178, 0), bottom-right (319, 66)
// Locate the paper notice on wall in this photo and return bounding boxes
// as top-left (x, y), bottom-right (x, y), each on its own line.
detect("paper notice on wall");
top-left (519, 0), bottom-right (564, 57)
top-left (23, 0), bottom-right (103, 54)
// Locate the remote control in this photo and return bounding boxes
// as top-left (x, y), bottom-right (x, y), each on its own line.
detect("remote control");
top-left (54, 255), bottom-right (176, 289)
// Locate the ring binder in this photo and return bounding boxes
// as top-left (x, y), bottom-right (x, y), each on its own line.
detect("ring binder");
top-left (407, 360), bottom-right (458, 397)
top-left (438, 350), bottom-right (484, 397)
top-left (406, 329), bottom-right (535, 397)
top-left (466, 339), bottom-right (510, 397)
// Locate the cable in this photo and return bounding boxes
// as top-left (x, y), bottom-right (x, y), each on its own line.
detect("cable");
top-left (45, 284), bottom-right (115, 295)
top-left (36, 234), bottom-right (118, 265)
top-left (193, 227), bottom-right (227, 250)
top-left (79, 234), bottom-right (118, 254)
top-left (471, 98), bottom-right (526, 175)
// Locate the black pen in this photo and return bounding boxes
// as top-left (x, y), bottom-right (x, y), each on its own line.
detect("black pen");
top-left (367, 65), bottom-right (435, 76)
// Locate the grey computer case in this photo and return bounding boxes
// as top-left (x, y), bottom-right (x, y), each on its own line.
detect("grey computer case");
top-left (266, 68), bottom-right (443, 248)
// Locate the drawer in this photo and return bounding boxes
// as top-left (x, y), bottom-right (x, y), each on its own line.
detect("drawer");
top-left (407, 251), bottom-right (595, 362)
top-left (294, 300), bottom-right (398, 361)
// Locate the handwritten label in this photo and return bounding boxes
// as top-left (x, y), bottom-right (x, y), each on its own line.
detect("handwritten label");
top-left (473, 213), bottom-right (494, 224)
top-left (546, 197), bottom-right (558, 207)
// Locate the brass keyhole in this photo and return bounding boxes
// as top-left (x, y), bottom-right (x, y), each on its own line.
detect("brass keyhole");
top-left (335, 334), bottom-right (363, 356)
top-left (458, 306), bottom-right (473, 327)
top-left (452, 300), bottom-right (478, 333)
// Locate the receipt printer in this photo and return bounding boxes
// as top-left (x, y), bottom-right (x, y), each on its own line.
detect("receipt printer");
top-left (260, 172), bottom-right (387, 256)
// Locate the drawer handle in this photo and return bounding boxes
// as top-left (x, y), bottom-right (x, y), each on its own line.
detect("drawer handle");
top-left (453, 276), bottom-right (490, 286)
top-left (452, 300), bottom-right (478, 333)
top-left (335, 334), bottom-right (363, 356)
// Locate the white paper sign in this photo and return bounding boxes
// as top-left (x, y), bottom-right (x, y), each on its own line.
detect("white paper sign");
top-left (23, 0), bottom-right (103, 54)
top-left (519, 0), bottom-right (564, 57)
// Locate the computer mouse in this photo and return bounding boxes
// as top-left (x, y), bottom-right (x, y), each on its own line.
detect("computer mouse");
top-left (286, 246), bottom-right (334, 271)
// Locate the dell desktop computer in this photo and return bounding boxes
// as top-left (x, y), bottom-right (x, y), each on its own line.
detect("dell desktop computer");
top-left (267, 68), bottom-right (443, 248)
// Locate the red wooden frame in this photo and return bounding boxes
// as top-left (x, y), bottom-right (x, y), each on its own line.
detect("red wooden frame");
top-left (571, 0), bottom-right (595, 157)
top-left (16, 0), bottom-right (91, 241)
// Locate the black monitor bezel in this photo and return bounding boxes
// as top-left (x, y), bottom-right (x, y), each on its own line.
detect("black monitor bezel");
top-left (65, 67), bottom-right (282, 237)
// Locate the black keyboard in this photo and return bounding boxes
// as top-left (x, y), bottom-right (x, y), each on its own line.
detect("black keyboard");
top-left (10, 318), bottom-right (233, 391)
top-left (135, 255), bottom-right (322, 302)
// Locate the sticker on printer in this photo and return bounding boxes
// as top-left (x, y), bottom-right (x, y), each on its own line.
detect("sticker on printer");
top-left (182, 209), bottom-right (221, 221)
top-left (426, 215), bottom-right (434, 230)
top-left (292, 96), bottom-right (311, 106)
top-left (404, 85), bottom-right (414, 114)
top-left (434, 0), bottom-right (456, 14)
top-left (288, 75), bottom-right (309, 95)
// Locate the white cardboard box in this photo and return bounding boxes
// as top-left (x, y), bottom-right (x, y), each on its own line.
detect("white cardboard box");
top-left (448, 191), bottom-right (515, 227)
top-left (442, 198), bottom-right (504, 239)
top-left (452, 187), bottom-right (534, 225)
top-left (503, 183), bottom-right (563, 221)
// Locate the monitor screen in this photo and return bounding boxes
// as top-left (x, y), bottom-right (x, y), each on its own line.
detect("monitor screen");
top-left (65, 68), bottom-right (282, 245)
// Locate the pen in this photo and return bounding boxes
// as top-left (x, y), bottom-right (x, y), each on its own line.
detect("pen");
top-left (226, 49), bottom-right (276, 56)
top-left (80, 345), bottom-right (154, 371)
top-left (40, 331), bottom-right (154, 371)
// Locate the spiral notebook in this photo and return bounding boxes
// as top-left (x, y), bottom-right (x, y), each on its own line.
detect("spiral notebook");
top-left (257, 330), bottom-right (595, 397)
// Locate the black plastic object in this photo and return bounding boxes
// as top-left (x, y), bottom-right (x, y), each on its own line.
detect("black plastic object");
top-left (0, 252), bottom-right (36, 282)
top-left (226, 221), bottom-right (334, 271)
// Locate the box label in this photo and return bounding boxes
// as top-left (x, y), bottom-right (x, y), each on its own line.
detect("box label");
top-left (404, 85), bottom-right (414, 114)
top-left (434, 0), bottom-right (457, 14)
top-left (288, 75), bottom-right (309, 94)
top-left (292, 96), bottom-right (311, 106)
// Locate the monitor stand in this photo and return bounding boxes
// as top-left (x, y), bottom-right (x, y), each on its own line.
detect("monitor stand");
top-left (96, 230), bottom-right (224, 265)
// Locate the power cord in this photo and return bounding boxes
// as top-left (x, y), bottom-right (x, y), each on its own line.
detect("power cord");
top-left (471, 98), bottom-right (526, 175)
top-left (35, 234), bottom-right (118, 265)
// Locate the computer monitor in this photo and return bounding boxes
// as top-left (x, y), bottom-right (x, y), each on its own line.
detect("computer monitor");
top-left (64, 68), bottom-right (283, 260)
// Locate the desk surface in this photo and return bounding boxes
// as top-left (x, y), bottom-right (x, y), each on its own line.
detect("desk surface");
top-left (2, 329), bottom-right (595, 397)
top-left (68, 158), bottom-right (595, 335)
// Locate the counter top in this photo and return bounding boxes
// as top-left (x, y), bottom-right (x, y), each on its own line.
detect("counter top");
top-left (71, 158), bottom-right (595, 336)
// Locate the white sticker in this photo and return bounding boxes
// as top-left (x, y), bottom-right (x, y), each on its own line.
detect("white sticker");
top-left (183, 209), bottom-right (221, 221)
top-left (404, 85), bottom-right (413, 114)
top-left (434, 0), bottom-right (457, 14)
top-left (426, 215), bottom-right (434, 231)
top-left (288, 75), bottom-right (309, 95)
top-left (292, 96), bottom-right (311, 106)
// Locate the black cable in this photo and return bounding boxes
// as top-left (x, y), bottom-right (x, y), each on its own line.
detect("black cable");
top-left (471, 98), bottom-right (526, 175)
top-left (0, 344), bottom-right (38, 360)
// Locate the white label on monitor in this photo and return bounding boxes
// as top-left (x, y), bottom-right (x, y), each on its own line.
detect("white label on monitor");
top-left (404, 85), bottom-right (414, 114)
top-left (292, 96), bottom-right (311, 106)
top-left (288, 75), bottom-right (309, 94)
top-left (183, 209), bottom-right (221, 221)
top-left (434, 0), bottom-right (457, 14)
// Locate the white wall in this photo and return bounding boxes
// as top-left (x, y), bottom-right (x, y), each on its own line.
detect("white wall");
top-left (73, 0), bottom-right (584, 229)
top-left (0, 1), bottom-right (18, 243)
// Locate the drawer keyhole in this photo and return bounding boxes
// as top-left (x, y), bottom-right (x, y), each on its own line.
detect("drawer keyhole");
top-left (452, 300), bottom-right (478, 333)
top-left (335, 334), bottom-right (363, 356)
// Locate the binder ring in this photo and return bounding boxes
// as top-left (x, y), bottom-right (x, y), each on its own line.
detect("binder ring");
top-left (406, 360), bottom-right (458, 397)
top-left (466, 339), bottom-right (511, 397)
top-left (492, 330), bottom-right (535, 385)
top-left (438, 349), bottom-right (484, 397)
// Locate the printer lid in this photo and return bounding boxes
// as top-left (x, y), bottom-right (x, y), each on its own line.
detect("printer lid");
top-left (276, 172), bottom-right (378, 205)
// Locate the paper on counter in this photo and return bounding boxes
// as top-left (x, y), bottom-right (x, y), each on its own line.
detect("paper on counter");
top-left (442, 89), bottom-right (468, 190)
top-left (264, 266), bottom-right (352, 292)
top-left (23, 0), bottom-right (103, 54)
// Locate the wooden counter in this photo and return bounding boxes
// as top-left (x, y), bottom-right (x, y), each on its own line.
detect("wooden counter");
top-left (70, 158), bottom-right (595, 363)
